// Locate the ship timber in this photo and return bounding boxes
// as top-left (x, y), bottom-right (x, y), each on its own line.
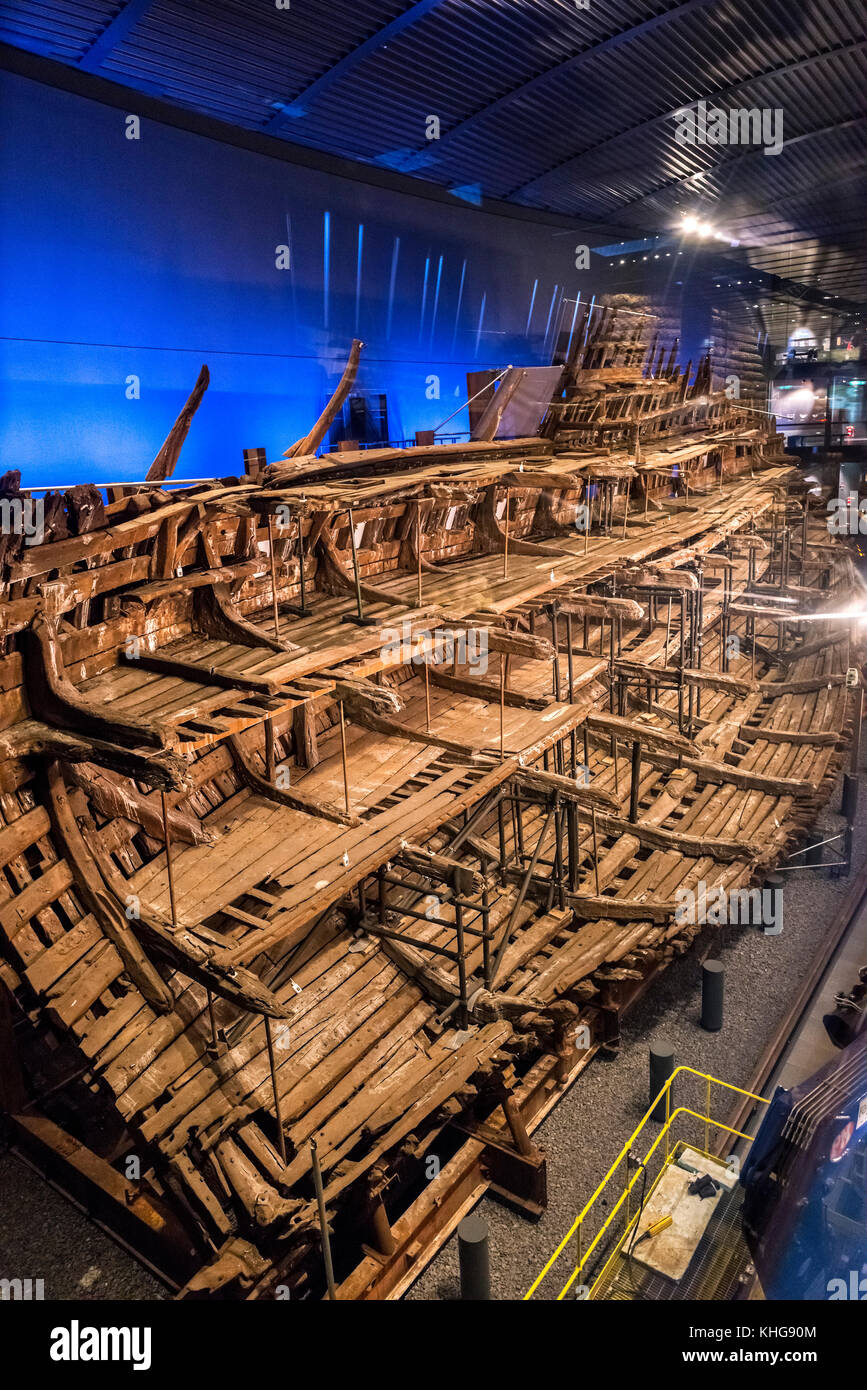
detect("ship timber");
top-left (0, 313), bottom-right (860, 1300)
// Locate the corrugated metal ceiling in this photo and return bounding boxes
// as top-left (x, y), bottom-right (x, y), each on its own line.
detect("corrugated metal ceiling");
top-left (1, 0), bottom-right (865, 305)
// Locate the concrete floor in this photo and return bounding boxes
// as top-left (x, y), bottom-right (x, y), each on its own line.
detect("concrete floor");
top-left (1, 779), bottom-right (865, 1303)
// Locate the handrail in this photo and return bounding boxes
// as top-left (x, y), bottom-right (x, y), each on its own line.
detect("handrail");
top-left (525, 1064), bottom-right (768, 1300)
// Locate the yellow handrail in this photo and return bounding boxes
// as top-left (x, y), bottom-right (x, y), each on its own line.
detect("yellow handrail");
top-left (524, 1064), bottom-right (768, 1300)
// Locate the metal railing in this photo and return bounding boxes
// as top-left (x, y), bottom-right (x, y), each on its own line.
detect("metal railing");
top-left (524, 1064), bottom-right (768, 1300)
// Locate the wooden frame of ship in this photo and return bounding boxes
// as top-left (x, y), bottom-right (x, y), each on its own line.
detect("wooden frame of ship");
top-left (0, 304), bottom-right (860, 1299)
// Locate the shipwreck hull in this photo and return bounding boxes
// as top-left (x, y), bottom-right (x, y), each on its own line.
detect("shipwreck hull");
top-left (0, 327), bottom-right (858, 1298)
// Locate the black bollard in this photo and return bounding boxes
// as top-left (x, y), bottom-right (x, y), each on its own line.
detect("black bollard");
top-left (841, 773), bottom-right (859, 825)
top-left (701, 959), bottom-right (725, 1032)
top-left (763, 871), bottom-right (785, 934)
top-left (458, 1213), bottom-right (491, 1300)
top-left (649, 1040), bottom-right (675, 1123)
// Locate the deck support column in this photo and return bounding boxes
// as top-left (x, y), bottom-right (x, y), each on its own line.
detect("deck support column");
top-left (629, 739), bottom-right (642, 823)
top-left (341, 506), bottom-right (376, 627)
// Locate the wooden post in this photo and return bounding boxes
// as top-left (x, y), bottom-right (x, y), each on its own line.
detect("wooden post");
top-left (264, 715), bottom-right (275, 782)
top-left (369, 1192), bottom-right (397, 1257)
top-left (622, 476), bottom-right (631, 539)
top-left (205, 989), bottom-right (220, 1056)
top-left (591, 807), bottom-right (601, 894)
top-left (267, 514), bottom-right (281, 642)
top-left (629, 738), bottom-right (642, 823)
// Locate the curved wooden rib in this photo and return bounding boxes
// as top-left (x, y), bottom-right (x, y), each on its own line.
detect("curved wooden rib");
top-left (473, 485), bottom-right (568, 558)
top-left (284, 338), bottom-right (364, 458)
top-left (315, 520), bottom-right (404, 607)
top-left (22, 615), bottom-right (171, 750)
top-left (397, 497), bottom-right (441, 574)
top-left (44, 761), bottom-right (174, 1013)
top-left (227, 732), bottom-right (361, 828)
top-left (192, 582), bottom-right (304, 655)
top-left (146, 364), bottom-right (210, 482)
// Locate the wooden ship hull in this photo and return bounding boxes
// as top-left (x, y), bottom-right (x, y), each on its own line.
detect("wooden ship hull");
top-left (0, 311), bottom-right (859, 1299)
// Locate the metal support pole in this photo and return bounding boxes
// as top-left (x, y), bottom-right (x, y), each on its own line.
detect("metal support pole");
top-left (264, 1016), bottom-right (287, 1163)
top-left (629, 739), bottom-right (641, 823)
top-left (454, 901), bottom-right (469, 1028)
top-left (286, 511), bottom-right (313, 617)
top-left (338, 699), bottom-right (351, 814)
top-left (416, 498), bottom-right (423, 608)
top-left (161, 789), bottom-right (178, 928)
top-left (503, 486), bottom-right (511, 580)
top-left (499, 658), bottom-right (506, 761)
top-left (424, 658), bottom-right (431, 732)
top-left (481, 888), bottom-right (493, 987)
top-left (267, 513), bottom-right (281, 642)
top-left (491, 804), bottom-right (554, 980)
top-left (553, 800), bottom-right (566, 911)
top-left (310, 1138), bottom-right (337, 1300)
top-left (497, 799), bottom-right (508, 878)
top-left (342, 506), bottom-right (376, 626)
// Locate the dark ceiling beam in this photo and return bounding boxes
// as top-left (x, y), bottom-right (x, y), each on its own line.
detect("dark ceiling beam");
top-left (508, 38), bottom-right (867, 200)
top-left (605, 115), bottom-right (867, 219)
top-left (78, 0), bottom-right (157, 73)
top-left (263, 0), bottom-right (445, 130)
top-left (401, 0), bottom-right (718, 170)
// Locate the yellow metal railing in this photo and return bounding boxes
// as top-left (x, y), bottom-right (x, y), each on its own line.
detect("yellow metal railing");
top-left (524, 1064), bottom-right (769, 1301)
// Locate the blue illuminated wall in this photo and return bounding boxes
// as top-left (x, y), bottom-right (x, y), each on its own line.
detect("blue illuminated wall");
top-left (0, 69), bottom-right (612, 488)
